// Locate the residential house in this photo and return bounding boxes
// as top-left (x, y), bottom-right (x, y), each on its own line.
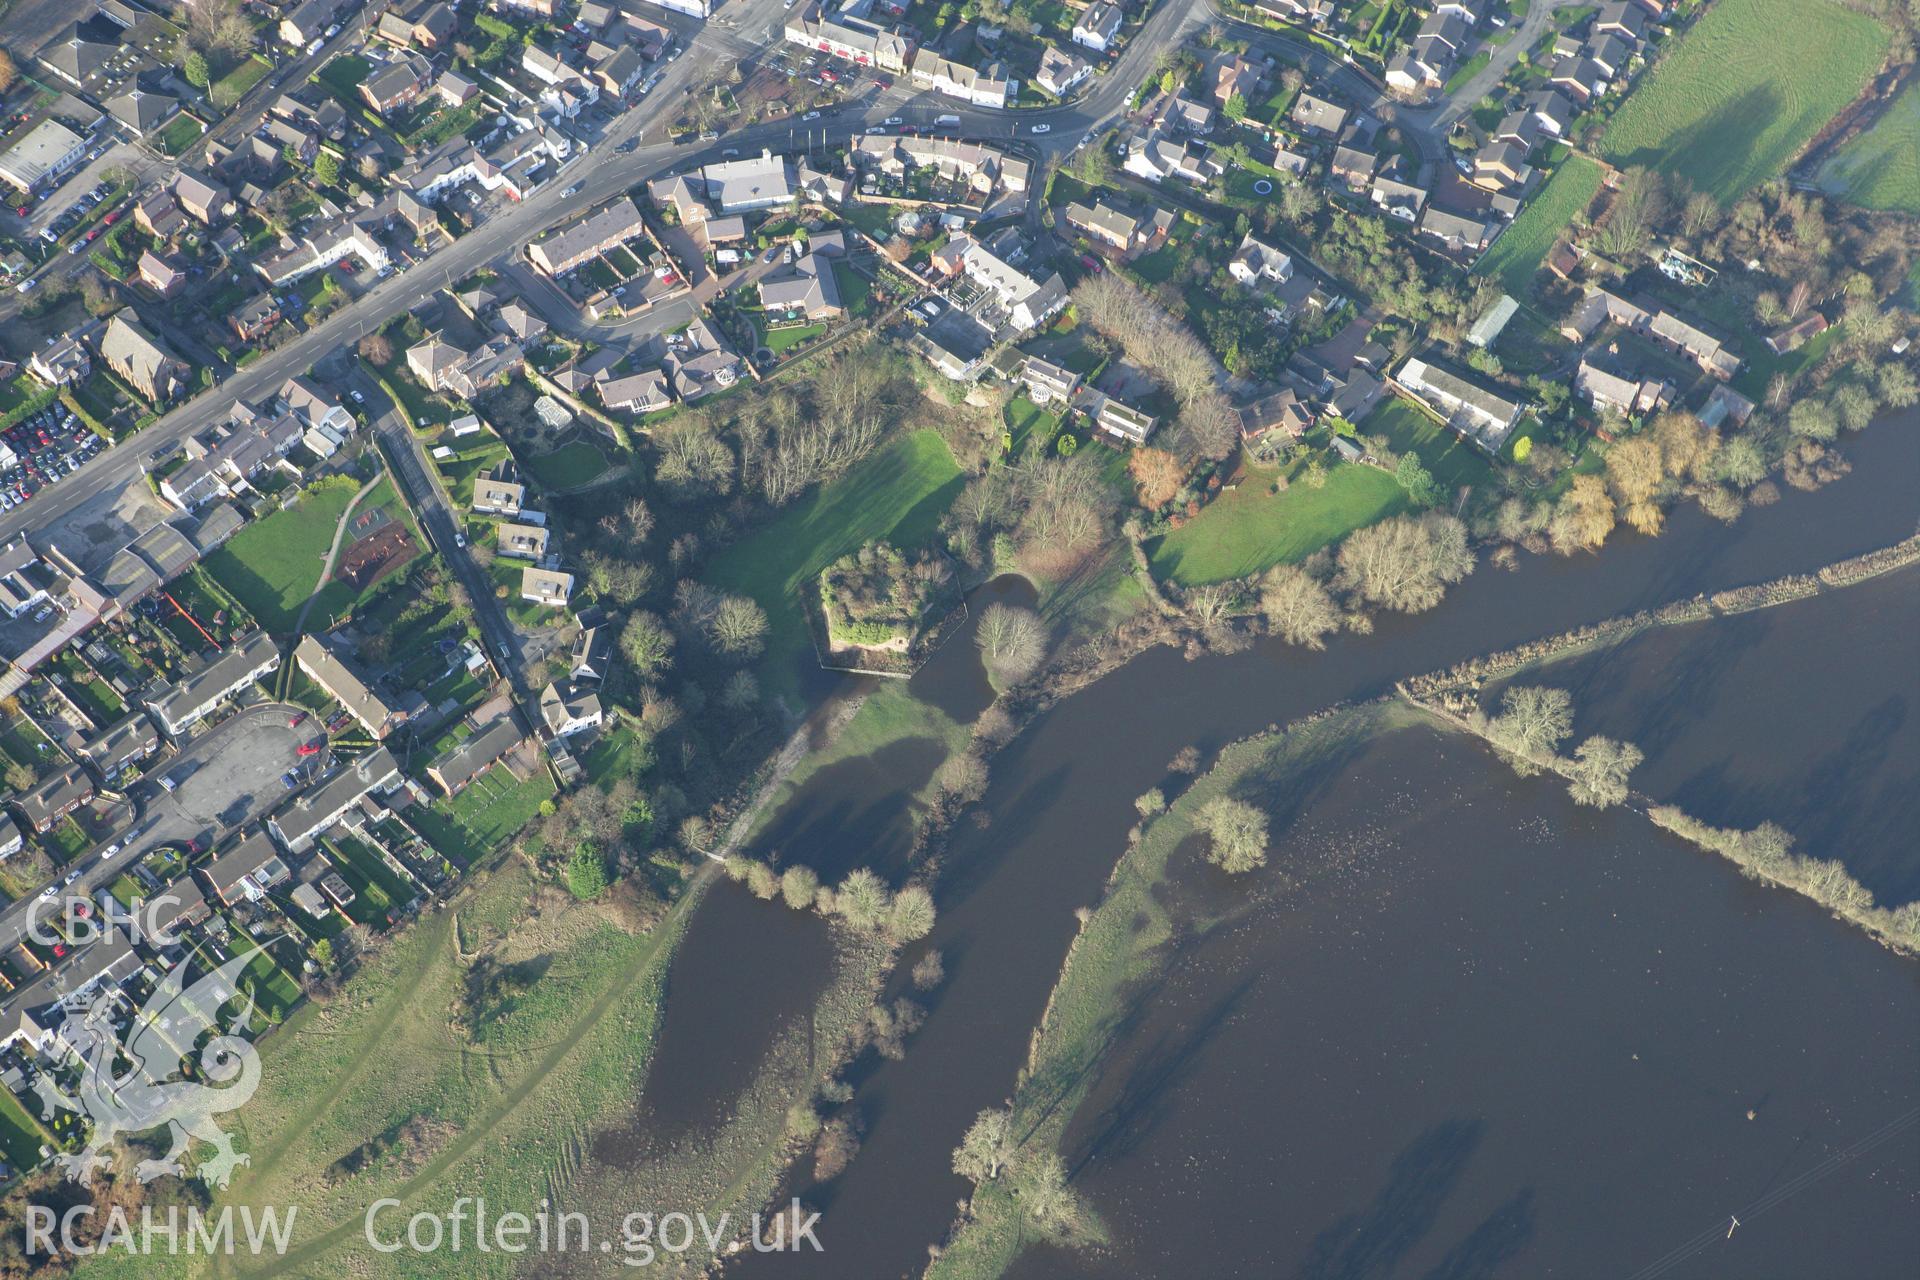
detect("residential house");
top-left (1648, 310), bottom-right (1740, 379)
top-left (147, 632), bottom-right (279, 738)
top-left (75, 712), bottom-right (160, 783)
top-left (1526, 89), bottom-right (1576, 138)
top-left (294, 635), bottom-right (405, 740)
top-left (783, 4), bottom-right (914, 73)
top-left (1034, 45), bottom-right (1092, 98)
top-left (661, 317), bottom-right (744, 401)
top-left (98, 313), bottom-right (188, 404)
top-left (521, 567), bottom-right (574, 608)
top-left (1071, 2), bottom-right (1123, 52)
top-left (250, 215), bottom-right (391, 286)
top-left (473, 462), bottom-right (525, 516)
top-left (496, 522), bottom-right (551, 560)
top-left (267, 749), bottom-right (402, 853)
top-left (0, 815), bottom-right (21, 860)
top-left (1586, 34), bottom-right (1632, 80)
top-left (279, 0), bottom-right (349, 45)
top-left (1417, 207), bottom-right (1493, 253)
top-left (134, 189), bottom-right (186, 240)
top-left (1575, 359), bottom-right (1671, 416)
top-left (1765, 314), bottom-right (1830, 356)
top-left (1018, 355), bottom-right (1081, 406)
top-left (1594, 1), bottom-right (1649, 42)
top-left (1370, 174), bottom-right (1429, 221)
top-left (1471, 139), bottom-right (1534, 193)
top-left (1330, 145), bottom-right (1380, 191)
top-left (1549, 57), bottom-right (1606, 103)
top-left (230, 293), bottom-right (283, 343)
top-left (1697, 382), bottom-right (1757, 432)
top-left (14, 764), bottom-right (94, 834)
top-left (136, 251), bottom-right (186, 299)
top-left (1395, 357), bottom-right (1524, 451)
top-left (197, 833), bottom-right (290, 907)
top-left (909, 50), bottom-right (1013, 109)
top-left (159, 413), bottom-right (305, 509)
top-left (1237, 386), bottom-right (1314, 443)
top-left (572, 625), bottom-right (614, 683)
top-left (1212, 54), bottom-right (1268, 110)
top-left (759, 251), bottom-right (844, 319)
top-left (1228, 232), bottom-right (1294, 287)
top-left (1063, 198), bottom-right (1171, 254)
top-left (0, 542), bottom-right (50, 618)
top-left (425, 713), bottom-right (526, 796)
top-left (1291, 93), bottom-right (1349, 137)
top-left (599, 369), bottom-right (674, 414)
top-left (538, 681), bottom-right (604, 738)
top-left (172, 172), bottom-right (229, 224)
top-left (1083, 392), bottom-right (1156, 445)
top-left (28, 335), bottom-right (89, 387)
top-left (526, 198), bottom-right (647, 276)
top-left (360, 54), bottom-right (435, 117)
top-left (1124, 133), bottom-right (1223, 185)
top-left (959, 240), bottom-right (1069, 333)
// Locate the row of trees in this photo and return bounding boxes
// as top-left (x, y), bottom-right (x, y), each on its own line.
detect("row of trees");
top-left (1482, 686), bottom-right (1642, 809)
top-left (721, 858), bottom-right (938, 944)
top-left (1071, 274), bottom-right (1239, 461)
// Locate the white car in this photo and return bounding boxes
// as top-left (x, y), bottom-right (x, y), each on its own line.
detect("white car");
top-left (15, 277), bottom-right (35, 294)
top-left (864, 126), bottom-right (886, 135)
top-left (802, 110), bottom-right (822, 121)
top-left (884, 116), bottom-right (903, 125)
top-left (102, 842), bottom-right (121, 860)
top-left (454, 532), bottom-right (467, 548)
top-left (63, 869), bottom-right (81, 885)
top-left (350, 389), bottom-right (366, 403)
top-left (1030, 123), bottom-right (1051, 135)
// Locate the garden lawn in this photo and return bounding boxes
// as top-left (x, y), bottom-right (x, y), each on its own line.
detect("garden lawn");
top-left (211, 56), bottom-right (272, 109)
top-left (0, 1089), bottom-right (46, 1171)
top-left (432, 430), bottom-right (512, 507)
top-left (154, 115), bottom-right (203, 157)
top-left (764, 322), bottom-right (825, 355)
top-left (1361, 396), bottom-right (1495, 497)
top-left (1817, 80), bottom-right (1920, 214)
top-left (410, 766), bottom-right (556, 865)
top-left (201, 476), bottom-right (361, 633)
top-left (707, 429), bottom-right (964, 702)
top-left (1474, 156), bottom-right (1602, 295)
top-left (525, 438), bottom-right (610, 489)
top-left (1598, 0), bottom-right (1887, 204)
top-left (1148, 458), bottom-right (1410, 586)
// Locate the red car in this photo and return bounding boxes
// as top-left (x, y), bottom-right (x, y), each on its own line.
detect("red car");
top-left (297, 742), bottom-right (322, 757)
top-left (52, 943), bottom-right (67, 958)
top-left (288, 711), bottom-right (307, 728)
top-left (103, 210), bottom-right (120, 225)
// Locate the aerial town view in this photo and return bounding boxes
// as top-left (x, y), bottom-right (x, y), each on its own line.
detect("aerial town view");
top-left (0, 0), bottom-right (1908, 1273)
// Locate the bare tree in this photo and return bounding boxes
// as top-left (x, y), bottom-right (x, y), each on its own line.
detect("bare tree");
top-left (975, 603), bottom-right (1047, 684)
top-left (1259, 564), bottom-right (1340, 649)
top-left (1334, 513), bottom-right (1473, 614)
top-left (1566, 736), bottom-right (1642, 809)
top-left (1197, 796), bottom-right (1268, 874)
top-left (1486, 686), bottom-right (1573, 775)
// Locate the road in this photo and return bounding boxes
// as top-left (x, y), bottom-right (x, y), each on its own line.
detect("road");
top-left (1402, 0), bottom-right (1589, 134)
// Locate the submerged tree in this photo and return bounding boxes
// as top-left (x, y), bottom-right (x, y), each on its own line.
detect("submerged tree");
top-left (952, 1108), bottom-right (1015, 1186)
top-left (1015, 1151), bottom-right (1083, 1236)
top-left (1566, 736), bottom-right (1643, 809)
top-left (1197, 796), bottom-right (1268, 874)
top-left (976, 603), bottom-right (1048, 685)
top-left (1335, 513), bottom-right (1473, 614)
top-left (1486, 686), bottom-right (1574, 775)
top-left (1259, 564), bottom-right (1341, 650)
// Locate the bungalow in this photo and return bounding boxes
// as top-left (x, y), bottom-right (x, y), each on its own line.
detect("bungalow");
top-left (1083, 392), bottom-right (1156, 446)
top-left (521, 566), bottom-right (574, 608)
top-left (473, 462), bottom-right (525, 516)
top-left (196, 832), bottom-right (290, 907)
top-left (600, 369), bottom-right (674, 414)
top-left (1417, 207), bottom-right (1492, 253)
top-left (1071, 2), bottom-right (1123, 53)
top-left (539, 681), bottom-right (604, 738)
top-left (497, 522), bottom-right (551, 560)
top-left (1291, 93), bottom-right (1349, 137)
top-left (662, 317), bottom-right (744, 401)
top-left (759, 251), bottom-right (844, 319)
top-left (425, 713), bottom-right (526, 795)
top-left (1394, 357), bottom-right (1524, 451)
top-left (1765, 313), bottom-right (1830, 356)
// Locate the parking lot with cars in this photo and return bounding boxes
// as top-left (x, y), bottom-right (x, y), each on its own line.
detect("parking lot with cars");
top-left (0, 402), bottom-right (103, 514)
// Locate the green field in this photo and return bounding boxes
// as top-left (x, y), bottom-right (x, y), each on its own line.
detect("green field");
top-left (1599, 0), bottom-right (1888, 204)
top-left (1474, 156), bottom-right (1602, 295)
top-left (212, 56), bottom-right (273, 109)
top-left (1148, 456), bottom-right (1410, 586)
top-left (1818, 81), bottom-right (1920, 213)
top-left (1360, 396), bottom-right (1496, 498)
top-left (202, 476), bottom-right (362, 633)
top-left (708, 429), bottom-right (964, 702)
